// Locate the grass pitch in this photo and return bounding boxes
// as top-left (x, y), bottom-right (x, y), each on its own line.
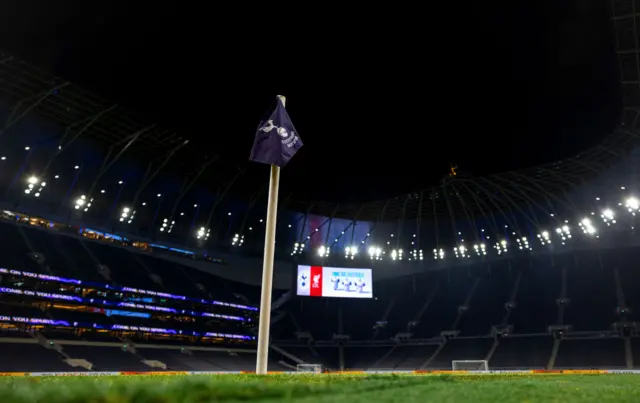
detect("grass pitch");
top-left (1, 373), bottom-right (639, 402)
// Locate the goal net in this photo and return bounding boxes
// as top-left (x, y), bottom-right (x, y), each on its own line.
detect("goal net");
top-left (452, 360), bottom-right (489, 372)
top-left (296, 364), bottom-right (323, 373)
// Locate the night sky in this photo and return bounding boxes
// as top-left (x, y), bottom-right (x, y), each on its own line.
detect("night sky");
top-left (0, 0), bottom-right (620, 203)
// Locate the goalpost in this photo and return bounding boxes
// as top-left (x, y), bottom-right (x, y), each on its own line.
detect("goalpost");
top-left (452, 360), bottom-right (489, 372)
top-left (296, 364), bottom-right (323, 374)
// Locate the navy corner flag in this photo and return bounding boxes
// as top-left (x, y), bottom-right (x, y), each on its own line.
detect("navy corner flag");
top-left (249, 98), bottom-right (303, 167)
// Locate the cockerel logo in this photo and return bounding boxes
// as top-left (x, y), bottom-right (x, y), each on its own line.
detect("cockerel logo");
top-left (260, 119), bottom-right (292, 138)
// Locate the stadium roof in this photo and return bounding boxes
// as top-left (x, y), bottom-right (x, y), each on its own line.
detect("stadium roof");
top-left (0, 49), bottom-right (633, 223)
top-left (0, 3), bottom-right (636, 224)
top-left (287, 128), bottom-right (635, 221)
top-left (0, 55), bottom-right (190, 159)
top-left (0, 54), bottom-right (251, 201)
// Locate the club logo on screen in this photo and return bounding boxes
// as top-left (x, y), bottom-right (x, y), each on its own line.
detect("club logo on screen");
top-left (299, 272), bottom-right (309, 289)
top-left (312, 274), bottom-right (321, 289)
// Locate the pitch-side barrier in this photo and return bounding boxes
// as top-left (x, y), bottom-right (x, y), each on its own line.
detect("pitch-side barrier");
top-left (0, 370), bottom-right (639, 377)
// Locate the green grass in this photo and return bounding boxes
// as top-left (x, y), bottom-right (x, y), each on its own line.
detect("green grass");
top-left (0, 374), bottom-right (639, 402)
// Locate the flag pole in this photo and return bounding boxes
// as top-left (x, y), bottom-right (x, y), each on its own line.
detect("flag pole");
top-left (255, 95), bottom-right (285, 374)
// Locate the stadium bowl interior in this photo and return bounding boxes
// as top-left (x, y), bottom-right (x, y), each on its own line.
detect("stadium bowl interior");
top-left (0, 2), bottom-right (640, 373)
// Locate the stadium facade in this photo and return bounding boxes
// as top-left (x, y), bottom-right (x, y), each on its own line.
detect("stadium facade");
top-left (0, 0), bottom-right (638, 373)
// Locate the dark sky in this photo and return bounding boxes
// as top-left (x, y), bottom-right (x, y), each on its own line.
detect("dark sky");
top-left (0, 0), bottom-right (620, 203)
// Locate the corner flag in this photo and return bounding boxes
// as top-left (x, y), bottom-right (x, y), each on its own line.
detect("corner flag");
top-left (251, 95), bottom-right (301, 375)
top-left (249, 97), bottom-right (303, 167)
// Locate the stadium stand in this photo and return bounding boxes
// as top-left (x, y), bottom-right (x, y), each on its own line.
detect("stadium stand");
top-left (3, 175), bottom-right (640, 373)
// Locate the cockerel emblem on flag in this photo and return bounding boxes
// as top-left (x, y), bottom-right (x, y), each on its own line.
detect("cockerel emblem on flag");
top-left (249, 98), bottom-right (303, 167)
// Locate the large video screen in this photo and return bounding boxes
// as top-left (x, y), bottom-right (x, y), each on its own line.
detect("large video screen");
top-left (296, 265), bottom-right (373, 298)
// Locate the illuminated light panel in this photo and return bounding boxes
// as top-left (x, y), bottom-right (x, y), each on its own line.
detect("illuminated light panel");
top-left (345, 245), bottom-right (358, 259)
top-left (368, 246), bottom-right (383, 260)
top-left (601, 209), bottom-right (616, 226)
top-left (473, 244), bottom-right (487, 256)
top-left (391, 249), bottom-right (403, 260)
top-left (24, 176), bottom-right (47, 197)
top-left (291, 242), bottom-right (306, 255)
top-left (537, 231), bottom-right (551, 245)
top-left (160, 218), bottom-right (175, 233)
top-left (197, 227), bottom-right (210, 240)
top-left (555, 225), bottom-right (571, 245)
top-left (120, 207), bottom-right (136, 224)
top-left (626, 197), bottom-right (639, 215)
top-left (232, 233), bottom-right (244, 246)
top-left (579, 218), bottom-right (597, 236)
top-left (494, 240), bottom-right (507, 255)
top-left (74, 195), bottom-right (89, 210)
top-left (454, 245), bottom-right (469, 259)
top-left (410, 249), bottom-right (424, 261)
top-left (317, 245), bottom-right (330, 257)
top-left (516, 237), bottom-right (531, 251)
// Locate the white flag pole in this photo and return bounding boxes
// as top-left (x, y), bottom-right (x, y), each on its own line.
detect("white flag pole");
top-left (255, 95), bottom-right (285, 375)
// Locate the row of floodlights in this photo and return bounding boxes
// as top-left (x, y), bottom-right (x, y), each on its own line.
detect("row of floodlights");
top-left (15, 170), bottom-right (637, 254)
top-left (282, 204), bottom-right (629, 261)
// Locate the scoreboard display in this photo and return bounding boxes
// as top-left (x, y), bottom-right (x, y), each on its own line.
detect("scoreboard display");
top-left (296, 265), bottom-right (373, 299)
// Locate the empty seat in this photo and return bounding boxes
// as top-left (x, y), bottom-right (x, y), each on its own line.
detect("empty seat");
top-left (0, 343), bottom-right (72, 372)
top-left (63, 345), bottom-right (149, 371)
